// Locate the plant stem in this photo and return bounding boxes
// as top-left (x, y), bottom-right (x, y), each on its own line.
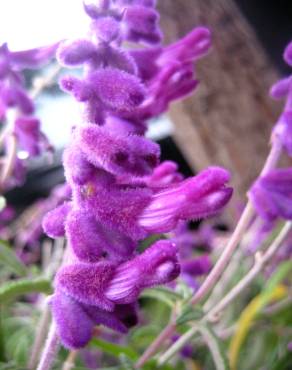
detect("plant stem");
top-left (190, 201), bottom-right (254, 305)
top-left (206, 221), bottom-right (292, 321)
top-left (135, 322), bottom-right (176, 369)
top-left (157, 221), bottom-right (292, 364)
top-left (28, 304), bottom-right (51, 369)
top-left (62, 350), bottom-right (78, 370)
top-left (0, 306), bottom-right (6, 362)
top-left (0, 134), bottom-right (17, 188)
top-left (157, 324), bottom-right (199, 366)
top-left (36, 323), bottom-right (59, 370)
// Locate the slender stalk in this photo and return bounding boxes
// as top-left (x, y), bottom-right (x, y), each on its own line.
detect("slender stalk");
top-left (0, 306), bottom-right (6, 362)
top-left (28, 305), bottom-right (51, 369)
top-left (0, 134), bottom-right (17, 188)
top-left (206, 221), bottom-right (292, 321)
top-left (135, 323), bottom-right (176, 369)
top-left (157, 222), bottom-right (292, 364)
top-left (157, 325), bottom-right (199, 366)
top-left (36, 323), bottom-right (59, 370)
top-left (190, 201), bottom-right (254, 305)
top-left (62, 350), bottom-right (78, 370)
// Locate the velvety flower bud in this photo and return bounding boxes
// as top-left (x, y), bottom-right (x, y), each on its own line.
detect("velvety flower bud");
top-left (249, 168), bottom-right (292, 222)
top-left (139, 167), bottom-right (232, 233)
top-left (66, 208), bottom-right (136, 262)
top-left (105, 240), bottom-right (180, 303)
top-left (123, 5), bottom-right (161, 44)
top-left (51, 292), bottom-right (94, 349)
top-left (270, 76), bottom-right (291, 99)
top-left (57, 39), bottom-right (97, 66)
top-left (89, 67), bottom-right (145, 112)
top-left (63, 145), bottom-right (96, 185)
top-left (145, 160), bottom-right (183, 188)
top-left (284, 40), bottom-right (292, 66)
top-left (56, 261), bottom-right (116, 311)
top-left (77, 124), bottom-right (160, 177)
top-left (91, 17), bottom-right (120, 43)
top-left (42, 202), bottom-right (72, 238)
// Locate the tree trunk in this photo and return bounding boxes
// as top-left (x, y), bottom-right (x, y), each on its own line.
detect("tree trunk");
top-left (158, 0), bottom-right (282, 202)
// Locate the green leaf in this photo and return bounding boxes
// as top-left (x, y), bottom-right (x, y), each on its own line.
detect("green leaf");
top-left (260, 260), bottom-right (292, 306)
top-left (199, 322), bottom-right (230, 370)
top-left (141, 287), bottom-right (183, 308)
top-left (90, 338), bottom-right (138, 361)
top-left (176, 304), bottom-right (204, 326)
top-left (0, 240), bottom-right (27, 277)
top-left (0, 278), bottom-right (52, 303)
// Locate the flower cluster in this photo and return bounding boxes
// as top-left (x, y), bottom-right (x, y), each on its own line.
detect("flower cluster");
top-left (0, 42), bottom-right (56, 188)
top-left (43, 0), bottom-right (232, 349)
top-left (250, 41), bottom-right (292, 224)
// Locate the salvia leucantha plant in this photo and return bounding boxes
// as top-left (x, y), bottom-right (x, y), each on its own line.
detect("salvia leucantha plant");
top-left (0, 1), bottom-right (292, 370)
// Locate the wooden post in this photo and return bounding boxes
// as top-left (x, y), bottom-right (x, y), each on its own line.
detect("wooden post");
top-left (158, 0), bottom-right (282, 200)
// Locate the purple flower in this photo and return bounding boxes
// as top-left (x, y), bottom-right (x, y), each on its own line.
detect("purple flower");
top-left (52, 240), bottom-right (179, 348)
top-left (249, 168), bottom-right (292, 222)
top-left (44, 0), bottom-right (231, 352)
top-left (139, 167), bottom-right (232, 234)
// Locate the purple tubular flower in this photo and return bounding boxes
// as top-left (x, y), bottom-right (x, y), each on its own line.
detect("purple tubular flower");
top-left (139, 167), bottom-right (232, 234)
top-left (56, 240), bottom-right (178, 309)
top-left (158, 27), bottom-right (211, 64)
top-left (105, 240), bottom-right (180, 303)
top-left (77, 124), bottom-right (160, 177)
top-left (284, 41), bottom-right (292, 66)
top-left (42, 202), bottom-right (72, 238)
top-left (249, 168), bottom-right (292, 222)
